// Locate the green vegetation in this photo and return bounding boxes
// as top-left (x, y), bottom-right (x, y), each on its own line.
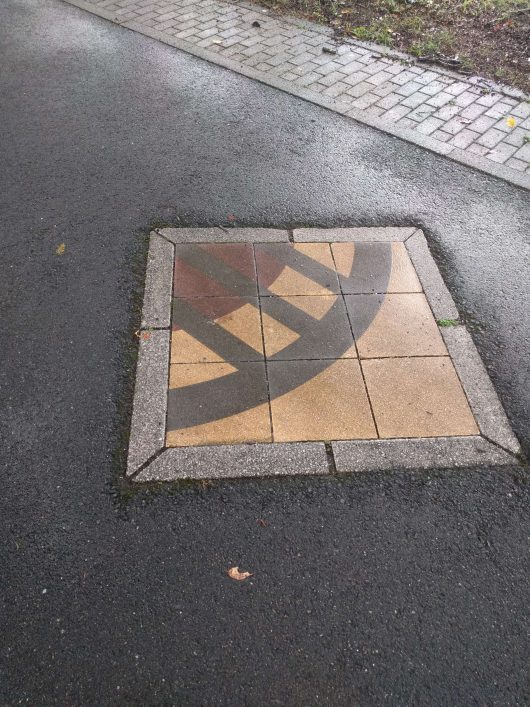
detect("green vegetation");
top-left (261, 0), bottom-right (530, 91)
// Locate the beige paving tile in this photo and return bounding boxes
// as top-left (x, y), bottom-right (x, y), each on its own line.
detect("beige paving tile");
top-left (171, 297), bottom-right (263, 362)
top-left (261, 310), bottom-right (300, 356)
top-left (362, 357), bottom-right (479, 438)
top-left (166, 402), bottom-right (272, 446)
top-left (255, 243), bottom-right (339, 295)
top-left (215, 302), bottom-right (263, 354)
top-left (268, 358), bottom-right (376, 442)
top-left (331, 242), bottom-right (422, 293)
top-left (268, 267), bottom-right (334, 296)
top-left (171, 329), bottom-right (223, 363)
top-left (261, 295), bottom-right (357, 360)
top-left (169, 362), bottom-right (237, 388)
top-left (288, 294), bottom-right (337, 320)
top-left (174, 243), bottom-right (257, 297)
top-left (293, 242), bottom-right (336, 269)
top-left (166, 362), bottom-right (271, 446)
top-left (346, 293), bottom-right (447, 358)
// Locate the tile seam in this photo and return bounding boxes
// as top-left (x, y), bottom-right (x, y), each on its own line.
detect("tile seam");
top-left (328, 240), bottom-right (380, 439)
top-left (253, 243), bottom-right (275, 442)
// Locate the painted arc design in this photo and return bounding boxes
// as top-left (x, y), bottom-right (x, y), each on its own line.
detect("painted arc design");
top-left (166, 242), bottom-right (393, 432)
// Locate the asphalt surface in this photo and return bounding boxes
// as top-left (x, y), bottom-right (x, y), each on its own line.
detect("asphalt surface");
top-left (1, 1), bottom-right (529, 704)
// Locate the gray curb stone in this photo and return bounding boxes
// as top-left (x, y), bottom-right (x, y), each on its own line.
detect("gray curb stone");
top-left (441, 326), bottom-right (521, 454)
top-left (141, 234), bottom-right (174, 328)
top-left (405, 230), bottom-right (459, 321)
top-left (126, 329), bottom-right (169, 475)
top-left (332, 436), bottom-right (516, 473)
top-left (133, 442), bottom-right (329, 481)
top-left (293, 227), bottom-right (416, 242)
top-left (159, 227), bottom-right (289, 243)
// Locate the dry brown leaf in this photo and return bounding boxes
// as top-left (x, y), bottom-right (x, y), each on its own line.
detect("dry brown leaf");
top-left (55, 243), bottom-right (66, 255)
top-left (227, 566), bottom-right (253, 581)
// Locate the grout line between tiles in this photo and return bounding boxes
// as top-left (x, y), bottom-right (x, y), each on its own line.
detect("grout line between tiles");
top-left (329, 242), bottom-right (380, 439)
top-left (253, 243), bottom-right (275, 442)
top-left (166, 354), bottom-right (455, 364)
top-left (171, 291), bottom-right (428, 299)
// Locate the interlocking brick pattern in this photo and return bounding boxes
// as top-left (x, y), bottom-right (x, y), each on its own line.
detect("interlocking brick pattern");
top-left (84, 0), bottom-right (530, 176)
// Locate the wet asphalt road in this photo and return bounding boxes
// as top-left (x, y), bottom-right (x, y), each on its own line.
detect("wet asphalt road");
top-left (1, 0), bottom-right (529, 704)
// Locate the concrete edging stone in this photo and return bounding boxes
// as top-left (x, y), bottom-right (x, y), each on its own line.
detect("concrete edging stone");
top-left (126, 227), bottom-right (522, 481)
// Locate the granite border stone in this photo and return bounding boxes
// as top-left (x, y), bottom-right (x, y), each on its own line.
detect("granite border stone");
top-left (134, 442), bottom-right (329, 481)
top-left (126, 329), bottom-right (170, 475)
top-left (332, 436), bottom-right (517, 473)
top-left (441, 325), bottom-right (521, 454)
top-left (293, 227), bottom-right (416, 242)
top-left (141, 233), bottom-right (174, 328)
top-left (158, 227), bottom-right (289, 243)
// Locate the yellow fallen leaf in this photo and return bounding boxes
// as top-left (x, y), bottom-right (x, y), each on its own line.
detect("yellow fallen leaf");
top-left (55, 243), bottom-right (66, 255)
top-left (227, 566), bottom-right (253, 581)
top-left (506, 116), bottom-right (516, 128)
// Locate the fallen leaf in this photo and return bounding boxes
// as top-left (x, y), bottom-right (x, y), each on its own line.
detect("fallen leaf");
top-left (257, 518), bottom-right (268, 527)
top-left (55, 243), bottom-right (66, 255)
top-left (141, 331), bottom-right (151, 340)
top-left (506, 116), bottom-right (516, 128)
top-left (228, 566), bottom-right (253, 581)
top-left (227, 213), bottom-right (236, 222)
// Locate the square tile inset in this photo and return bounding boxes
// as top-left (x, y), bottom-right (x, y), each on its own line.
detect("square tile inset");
top-left (166, 362), bottom-right (271, 446)
top-left (255, 243), bottom-right (340, 295)
top-left (174, 243), bottom-right (257, 297)
top-left (261, 295), bottom-right (356, 359)
top-left (172, 297), bottom-right (263, 362)
top-left (268, 359), bottom-right (376, 441)
top-left (345, 293), bottom-right (447, 358)
top-left (362, 357), bottom-right (479, 438)
top-left (130, 230), bottom-right (520, 480)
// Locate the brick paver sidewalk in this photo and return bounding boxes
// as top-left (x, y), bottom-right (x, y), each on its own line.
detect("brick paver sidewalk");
top-left (69, 0), bottom-right (530, 185)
